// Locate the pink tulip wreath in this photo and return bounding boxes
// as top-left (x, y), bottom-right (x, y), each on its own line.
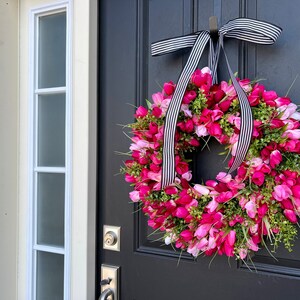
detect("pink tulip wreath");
top-left (122, 67), bottom-right (300, 260)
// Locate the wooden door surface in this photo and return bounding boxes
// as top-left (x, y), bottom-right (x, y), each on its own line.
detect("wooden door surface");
top-left (98, 1), bottom-right (300, 299)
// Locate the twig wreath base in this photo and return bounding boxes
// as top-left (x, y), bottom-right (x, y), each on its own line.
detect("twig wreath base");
top-left (122, 67), bottom-right (300, 260)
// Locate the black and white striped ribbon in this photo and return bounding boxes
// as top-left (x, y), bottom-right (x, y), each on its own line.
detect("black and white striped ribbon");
top-left (151, 18), bottom-right (282, 189)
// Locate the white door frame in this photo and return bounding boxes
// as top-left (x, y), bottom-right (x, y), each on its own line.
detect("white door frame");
top-left (18, 0), bottom-right (98, 299)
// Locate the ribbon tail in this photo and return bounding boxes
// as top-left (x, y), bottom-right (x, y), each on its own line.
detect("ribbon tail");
top-left (220, 38), bottom-right (253, 173)
top-left (151, 33), bottom-right (199, 56)
top-left (161, 31), bottom-right (211, 189)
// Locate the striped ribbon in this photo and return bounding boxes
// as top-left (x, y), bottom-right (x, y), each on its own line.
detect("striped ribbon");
top-left (151, 18), bottom-right (282, 189)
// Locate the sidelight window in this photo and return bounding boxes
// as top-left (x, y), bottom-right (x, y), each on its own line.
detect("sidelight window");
top-left (29, 3), bottom-right (71, 300)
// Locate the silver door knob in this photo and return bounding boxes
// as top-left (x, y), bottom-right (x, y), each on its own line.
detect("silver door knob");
top-left (99, 288), bottom-right (114, 300)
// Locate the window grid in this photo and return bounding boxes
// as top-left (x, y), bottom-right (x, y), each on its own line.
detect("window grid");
top-left (30, 2), bottom-right (71, 300)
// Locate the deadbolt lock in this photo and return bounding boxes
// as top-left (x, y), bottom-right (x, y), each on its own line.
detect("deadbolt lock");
top-left (103, 225), bottom-right (121, 251)
top-left (104, 231), bottom-right (117, 246)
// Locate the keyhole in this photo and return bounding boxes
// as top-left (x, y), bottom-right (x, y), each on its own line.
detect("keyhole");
top-left (104, 231), bottom-right (117, 246)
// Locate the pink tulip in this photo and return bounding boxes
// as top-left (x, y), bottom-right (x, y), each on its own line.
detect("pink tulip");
top-left (183, 90), bottom-right (197, 104)
top-left (292, 185), bottom-right (300, 198)
top-left (147, 171), bottom-right (161, 182)
top-left (181, 104), bottom-right (192, 117)
top-left (139, 185), bottom-right (150, 198)
top-left (125, 174), bottom-right (136, 183)
top-left (148, 219), bottom-right (159, 229)
top-left (206, 180), bottom-right (218, 188)
top-left (247, 237), bottom-right (259, 252)
top-left (281, 199), bottom-right (294, 210)
top-left (275, 97), bottom-right (291, 107)
top-left (283, 119), bottom-right (297, 130)
top-left (225, 230), bottom-right (236, 247)
top-left (164, 199), bottom-right (176, 211)
top-left (239, 248), bottom-right (248, 259)
top-left (152, 106), bottom-right (162, 118)
top-left (152, 92), bottom-right (164, 106)
top-left (248, 84), bottom-right (264, 106)
top-left (278, 103), bottom-right (297, 120)
top-left (206, 199), bottom-right (219, 213)
top-left (195, 224), bottom-right (211, 239)
top-left (129, 191), bottom-right (140, 202)
top-left (291, 111), bottom-right (300, 120)
top-left (189, 138), bottom-right (200, 147)
top-left (215, 191), bottom-right (233, 203)
top-left (211, 109), bottom-right (224, 121)
top-left (250, 224), bottom-right (259, 234)
top-left (272, 184), bottom-right (292, 201)
top-left (180, 229), bottom-right (194, 242)
top-left (191, 69), bottom-right (207, 87)
top-left (195, 125), bottom-right (208, 137)
top-left (174, 156), bottom-right (188, 173)
top-left (165, 186), bottom-right (178, 195)
top-left (216, 172), bottom-right (232, 183)
top-left (135, 106), bottom-right (148, 118)
top-left (201, 67), bottom-right (211, 74)
top-left (284, 209), bottom-right (298, 223)
top-left (185, 199), bottom-right (198, 209)
top-left (185, 119), bottom-right (194, 132)
top-left (174, 207), bottom-right (189, 218)
top-left (130, 139), bottom-right (152, 151)
top-left (208, 122), bottom-right (222, 137)
top-left (239, 78), bottom-right (252, 92)
top-left (263, 90), bottom-right (277, 106)
top-left (182, 171), bottom-right (192, 181)
top-left (150, 154), bottom-right (162, 165)
top-left (194, 184), bottom-right (210, 196)
top-left (228, 115), bottom-right (241, 129)
top-left (245, 200), bottom-right (257, 218)
top-left (163, 81), bottom-right (175, 95)
top-left (270, 119), bottom-right (285, 129)
top-left (224, 239), bottom-right (235, 257)
top-left (177, 190), bottom-right (193, 205)
top-left (283, 129), bottom-right (300, 140)
top-left (221, 81), bottom-right (236, 97)
top-left (197, 238), bottom-right (209, 250)
top-left (285, 140), bottom-right (300, 153)
top-left (187, 243), bottom-right (200, 257)
top-left (208, 236), bottom-right (217, 250)
top-left (252, 171), bottom-right (265, 186)
top-left (152, 92), bottom-right (171, 115)
top-left (257, 203), bottom-right (268, 218)
top-left (269, 150), bottom-right (282, 168)
top-left (250, 157), bottom-right (263, 167)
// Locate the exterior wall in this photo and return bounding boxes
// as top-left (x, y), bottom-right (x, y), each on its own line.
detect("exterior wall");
top-left (18, 0), bottom-right (97, 299)
top-left (0, 1), bottom-right (19, 299)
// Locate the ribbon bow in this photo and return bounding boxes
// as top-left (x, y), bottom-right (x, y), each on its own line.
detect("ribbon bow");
top-left (151, 18), bottom-right (282, 189)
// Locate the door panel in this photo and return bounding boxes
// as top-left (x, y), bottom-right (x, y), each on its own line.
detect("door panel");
top-left (98, 0), bottom-right (300, 299)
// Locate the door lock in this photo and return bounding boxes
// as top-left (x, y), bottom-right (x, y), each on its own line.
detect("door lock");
top-left (104, 231), bottom-right (117, 246)
top-left (100, 264), bottom-right (120, 300)
top-left (103, 225), bottom-right (121, 251)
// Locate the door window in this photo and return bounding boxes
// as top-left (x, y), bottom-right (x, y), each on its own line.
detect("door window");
top-left (29, 4), bottom-right (71, 300)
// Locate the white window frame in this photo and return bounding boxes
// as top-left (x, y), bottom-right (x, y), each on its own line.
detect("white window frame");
top-left (28, 2), bottom-right (72, 299)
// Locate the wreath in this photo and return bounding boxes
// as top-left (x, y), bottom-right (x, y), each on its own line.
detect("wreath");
top-left (122, 67), bottom-right (300, 260)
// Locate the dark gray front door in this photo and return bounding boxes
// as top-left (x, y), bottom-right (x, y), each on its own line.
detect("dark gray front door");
top-left (98, 1), bottom-right (300, 299)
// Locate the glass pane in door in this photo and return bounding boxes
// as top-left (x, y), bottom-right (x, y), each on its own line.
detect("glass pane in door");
top-left (37, 173), bottom-right (65, 247)
top-left (38, 12), bottom-right (66, 88)
top-left (36, 251), bottom-right (64, 300)
top-left (37, 94), bottom-right (66, 167)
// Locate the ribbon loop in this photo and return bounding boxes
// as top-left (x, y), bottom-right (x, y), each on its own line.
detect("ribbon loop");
top-left (151, 18), bottom-right (282, 189)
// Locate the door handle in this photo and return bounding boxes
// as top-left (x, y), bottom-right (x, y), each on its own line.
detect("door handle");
top-left (100, 264), bottom-right (120, 300)
top-left (99, 288), bottom-right (114, 300)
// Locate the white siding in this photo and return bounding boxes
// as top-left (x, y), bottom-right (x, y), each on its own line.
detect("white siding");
top-left (0, 1), bottom-right (19, 299)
